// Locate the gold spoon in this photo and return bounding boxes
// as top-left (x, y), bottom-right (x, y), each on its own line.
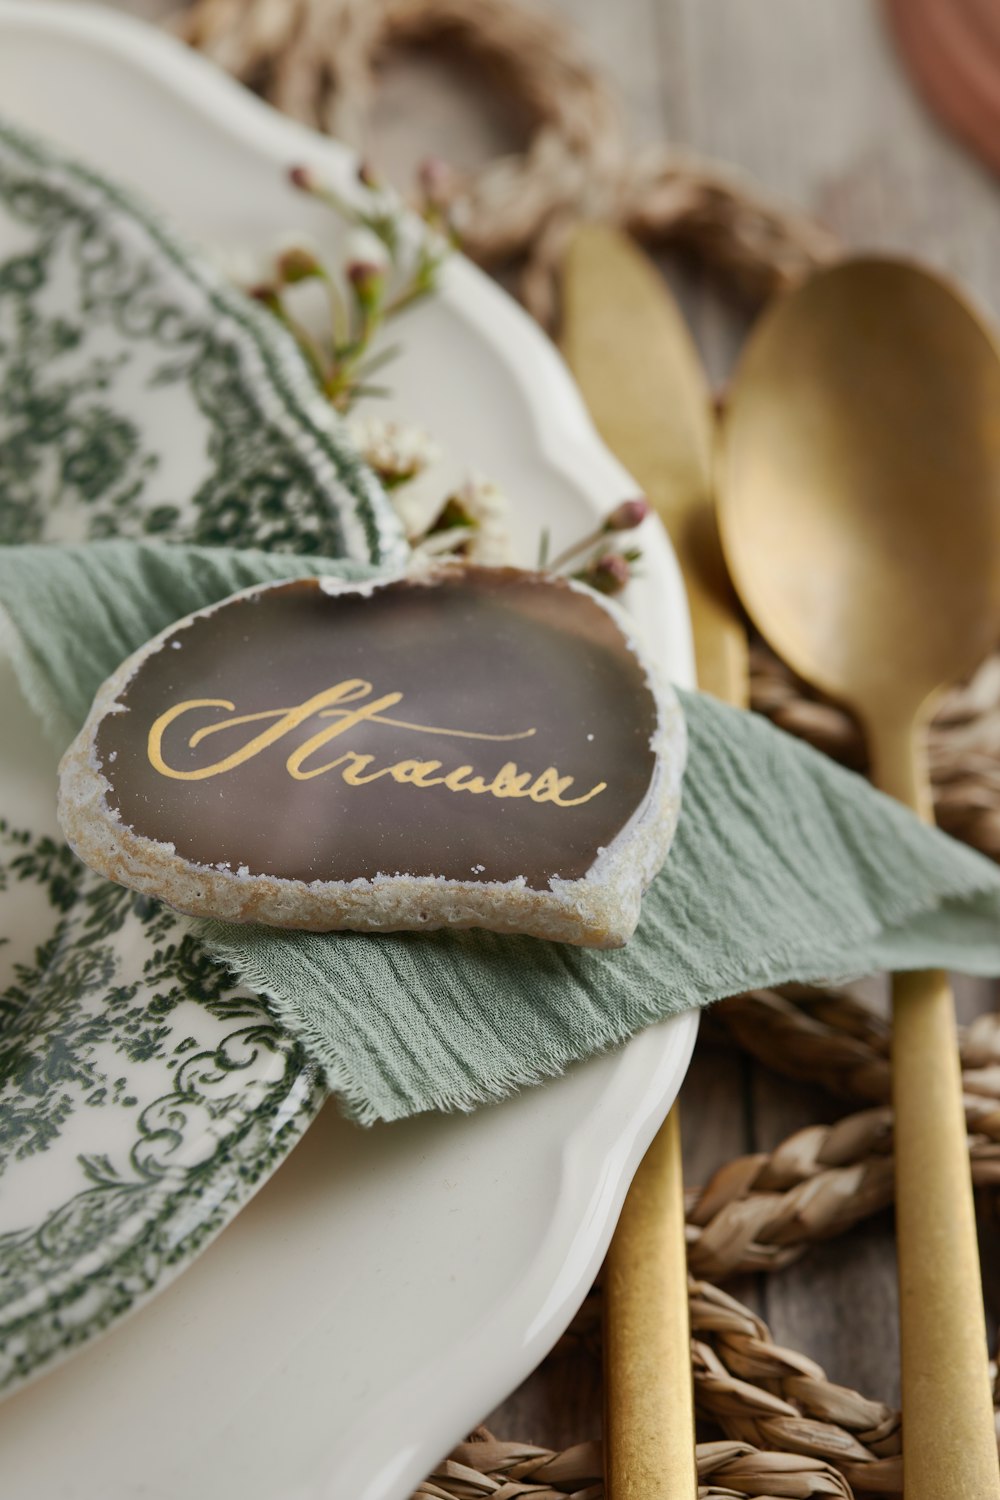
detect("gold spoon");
top-left (719, 256), bottom-right (1000, 1499)
top-left (563, 223), bottom-right (747, 1500)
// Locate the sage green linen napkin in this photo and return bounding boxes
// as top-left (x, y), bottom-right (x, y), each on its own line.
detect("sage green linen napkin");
top-left (4, 540), bottom-right (1000, 1123)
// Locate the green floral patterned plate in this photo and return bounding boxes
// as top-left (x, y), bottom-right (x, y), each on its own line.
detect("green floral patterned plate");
top-left (0, 115), bottom-right (405, 1395)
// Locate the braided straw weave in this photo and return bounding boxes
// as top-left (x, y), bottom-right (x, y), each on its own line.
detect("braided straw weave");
top-left (171, 2), bottom-right (1000, 1494)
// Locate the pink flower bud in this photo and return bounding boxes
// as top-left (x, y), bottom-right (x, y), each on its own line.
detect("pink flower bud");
top-left (346, 260), bottom-right (385, 308)
top-left (417, 155), bottom-right (452, 209)
top-left (277, 246), bottom-right (321, 284)
top-left (583, 551), bottom-right (631, 595)
top-left (604, 496), bottom-right (651, 532)
top-left (288, 164), bottom-right (314, 192)
top-left (357, 160), bottom-right (380, 189)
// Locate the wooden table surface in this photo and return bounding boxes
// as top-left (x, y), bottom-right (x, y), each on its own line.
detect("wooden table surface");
top-left (105, 0), bottom-right (1000, 1464)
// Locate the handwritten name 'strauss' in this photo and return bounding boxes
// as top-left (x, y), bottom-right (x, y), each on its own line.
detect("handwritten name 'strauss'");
top-left (146, 678), bottom-right (609, 809)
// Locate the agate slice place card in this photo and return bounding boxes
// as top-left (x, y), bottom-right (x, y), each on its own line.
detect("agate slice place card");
top-left (59, 566), bottom-right (685, 946)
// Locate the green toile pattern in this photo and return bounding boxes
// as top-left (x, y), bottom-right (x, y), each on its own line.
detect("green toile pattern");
top-left (0, 118), bottom-right (405, 561)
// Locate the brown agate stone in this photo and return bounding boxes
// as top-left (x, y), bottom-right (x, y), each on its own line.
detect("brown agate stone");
top-left (58, 566), bottom-right (686, 947)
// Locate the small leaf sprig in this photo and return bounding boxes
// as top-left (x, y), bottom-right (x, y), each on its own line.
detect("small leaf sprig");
top-left (248, 157), bottom-right (458, 413)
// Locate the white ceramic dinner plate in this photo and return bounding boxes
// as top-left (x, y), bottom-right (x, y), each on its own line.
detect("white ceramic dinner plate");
top-left (0, 7), bottom-right (697, 1498)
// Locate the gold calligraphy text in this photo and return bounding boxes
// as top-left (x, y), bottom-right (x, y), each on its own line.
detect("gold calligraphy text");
top-left (146, 679), bottom-right (607, 809)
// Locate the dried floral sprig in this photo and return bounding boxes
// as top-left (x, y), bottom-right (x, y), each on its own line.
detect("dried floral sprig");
top-left (244, 162), bottom-right (645, 589)
top-left (346, 417), bottom-right (512, 566)
top-left (248, 159), bottom-right (457, 412)
top-left (416, 478), bottom-right (511, 565)
top-left (346, 418), bottom-right (646, 589)
top-left (347, 414), bottom-right (442, 491)
top-left (544, 496), bottom-right (650, 595)
top-left (547, 496), bottom-right (650, 571)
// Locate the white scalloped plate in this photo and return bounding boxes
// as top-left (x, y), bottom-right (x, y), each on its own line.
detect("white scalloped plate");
top-left (0, 8), bottom-right (697, 1499)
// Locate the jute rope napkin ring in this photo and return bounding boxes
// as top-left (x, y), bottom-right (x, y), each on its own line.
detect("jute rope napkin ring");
top-left (167, 2), bottom-right (1000, 1494)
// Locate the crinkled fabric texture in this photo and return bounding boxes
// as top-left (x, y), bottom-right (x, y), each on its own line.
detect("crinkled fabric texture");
top-left (3, 541), bottom-right (1000, 1123)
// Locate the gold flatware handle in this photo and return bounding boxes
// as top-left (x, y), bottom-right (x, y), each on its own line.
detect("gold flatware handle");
top-left (562, 225), bottom-right (747, 1500)
top-left (870, 713), bottom-right (999, 1497)
top-left (603, 1107), bottom-right (697, 1498)
top-left (892, 967), bottom-right (999, 1499)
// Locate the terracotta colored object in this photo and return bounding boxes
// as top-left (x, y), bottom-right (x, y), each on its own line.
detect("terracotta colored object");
top-left (886, 0), bottom-right (1000, 176)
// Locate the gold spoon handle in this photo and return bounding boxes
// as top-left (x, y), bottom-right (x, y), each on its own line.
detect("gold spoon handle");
top-left (601, 557), bottom-right (747, 1500)
top-left (871, 716), bottom-right (999, 1498)
top-left (603, 1107), bottom-right (698, 1499)
top-left (893, 969), bottom-right (998, 1498)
